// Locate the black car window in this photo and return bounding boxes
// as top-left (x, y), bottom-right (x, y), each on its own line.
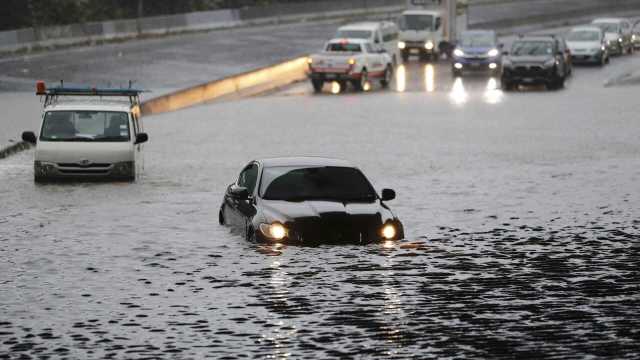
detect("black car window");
top-left (260, 166), bottom-right (376, 202)
top-left (326, 43), bottom-right (362, 52)
top-left (238, 164), bottom-right (259, 195)
top-left (511, 41), bottom-right (554, 56)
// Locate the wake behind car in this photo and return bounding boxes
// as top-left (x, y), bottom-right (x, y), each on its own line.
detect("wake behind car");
top-left (21, 82), bottom-right (149, 182)
top-left (501, 35), bottom-right (571, 91)
top-left (307, 39), bottom-right (394, 93)
top-left (566, 26), bottom-right (609, 66)
top-left (451, 30), bottom-right (502, 76)
top-left (219, 157), bottom-right (404, 244)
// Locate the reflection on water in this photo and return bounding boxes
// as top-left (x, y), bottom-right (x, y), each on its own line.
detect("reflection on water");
top-left (395, 65), bottom-right (406, 92)
top-left (425, 64), bottom-right (435, 92)
top-left (449, 77), bottom-right (468, 105)
top-left (330, 81), bottom-right (341, 95)
top-left (483, 77), bottom-right (503, 104)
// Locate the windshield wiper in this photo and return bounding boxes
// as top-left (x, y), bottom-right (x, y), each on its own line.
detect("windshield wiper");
top-left (94, 136), bottom-right (126, 141)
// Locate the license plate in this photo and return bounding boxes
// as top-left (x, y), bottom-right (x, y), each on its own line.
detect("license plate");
top-left (410, 49), bottom-right (419, 54)
top-left (325, 74), bottom-right (336, 79)
top-left (471, 63), bottom-right (480, 67)
top-left (523, 78), bottom-right (534, 83)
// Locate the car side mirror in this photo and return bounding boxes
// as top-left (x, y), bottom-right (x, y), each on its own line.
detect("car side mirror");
top-left (135, 132), bottom-right (148, 144)
top-left (381, 188), bottom-right (396, 201)
top-left (502, 50), bottom-right (509, 56)
top-left (230, 185), bottom-right (249, 200)
top-left (557, 51), bottom-right (564, 56)
top-left (498, 43), bottom-right (504, 49)
top-left (22, 131), bottom-right (37, 144)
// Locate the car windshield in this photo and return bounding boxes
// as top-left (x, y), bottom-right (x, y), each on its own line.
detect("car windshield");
top-left (40, 111), bottom-right (130, 142)
top-left (260, 166), bottom-right (377, 202)
top-left (511, 41), bottom-right (554, 56)
top-left (595, 23), bottom-right (620, 33)
top-left (399, 14), bottom-right (433, 31)
top-left (335, 30), bottom-right (372, 40)
top-left (326, 43), bottom-right (362, 52)
top-left (567, 30), bottom-right (601, 41)
top-left (459, 33), bottom-right (495, 47)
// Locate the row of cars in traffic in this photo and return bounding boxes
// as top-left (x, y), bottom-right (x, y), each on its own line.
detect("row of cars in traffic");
top-left (307, 17), bottom-right (640, 92)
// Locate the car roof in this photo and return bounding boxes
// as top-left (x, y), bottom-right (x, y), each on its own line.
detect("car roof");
top-left (402, 10), bottom-right (440, 16)
top-left (258, 157), bottom-right (353, 168)
top-left (592, 18), bottom-right (624, 23)
top-left (338, 22), bottom-right (382, 31)
top-left (570, 26), bottom-right (603, 32)
top-left (328, 38), bottom-right (369, 45)
top-left (44, 99), bottom-right (134, 112)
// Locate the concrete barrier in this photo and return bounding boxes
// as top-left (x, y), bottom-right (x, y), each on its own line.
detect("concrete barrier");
top-left (140, 57), bottom-right (309, 116)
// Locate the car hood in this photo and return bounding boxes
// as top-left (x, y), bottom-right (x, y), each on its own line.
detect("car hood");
top-left (604, 32), bottom-right (621, 41)
top-left (35, 141), bottom-right (134, 164)
top-left (261, 199), bottom-right (389, 223)
top-left (567, 40), bottom-right (600, 50)
top-left (507, 55), bottom-right (550, 65)
top-left (460, 46), bottom-right (494, 55)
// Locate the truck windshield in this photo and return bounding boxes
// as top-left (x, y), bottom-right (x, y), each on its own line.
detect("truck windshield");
top-left (326, 43), bottom-right (362, 52)
top-left (260, 166), bottom-right (377, 202)
top-left (335, 30), bottom-right (372, 40)
top-left (459, 33), bottom-right (495, 47)
top-left (399, 14), bottom-right (433, 31)
top-left (595, 23), bottom-right (619, 33)
top-left (511, 41), bottom-right (554, 56)
top-left (40, 111), bottom-right (130, 142)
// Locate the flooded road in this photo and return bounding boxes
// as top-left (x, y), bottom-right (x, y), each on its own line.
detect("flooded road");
top-left (2, 52), bottom-right (640, 358)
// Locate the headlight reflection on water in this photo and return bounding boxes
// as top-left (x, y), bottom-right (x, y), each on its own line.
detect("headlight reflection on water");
top-left (483, 77), bottom-right (503, 104)
top-left (395, 64), bottom-right (406, 92)
top-left (449, 77), bottom-right (468, 105)
top-left (424, 64), bottom-right (435, 92)
top-left (330, 81), bottom-right (341, 94)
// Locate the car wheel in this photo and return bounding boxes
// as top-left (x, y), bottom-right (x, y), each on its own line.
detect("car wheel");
top-left (549, 76), bottom-right (564, 90)
top-left (246, 225), bottom-right (256, 242)
top-left (401, 51), bottom-right (409, 62)
top-left (380, 66), bottom-right (393, 88)
top-left (353, 70), bottom-right (368, 91)
top-left (452, 68), bottom-right (462, 77)
top-left (501, 78), bottom-right (513, 91)
top-left (311, 79), bottom-right (324, 93)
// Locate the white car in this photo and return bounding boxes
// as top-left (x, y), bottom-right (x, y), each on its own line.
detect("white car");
top-left (566, 26), bottom-right (609, 66)
top-left (335, 21), bottom-right (400, 65)
top-left (307, 39), bottom-right (394, 93)
top-left (21, 82), bottom-right (148, 182)
top-left (592, 18), bottom-right (634, 55)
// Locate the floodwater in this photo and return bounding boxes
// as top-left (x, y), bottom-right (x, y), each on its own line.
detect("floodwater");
top-left (2, 47), bottom-right (640, 360)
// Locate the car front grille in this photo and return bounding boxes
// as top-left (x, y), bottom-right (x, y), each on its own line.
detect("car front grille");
top-left (290, 213), bottom-right (382, 243)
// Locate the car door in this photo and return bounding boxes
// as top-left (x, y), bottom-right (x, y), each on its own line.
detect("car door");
top-left (226, 163), bottom-right (259, 232)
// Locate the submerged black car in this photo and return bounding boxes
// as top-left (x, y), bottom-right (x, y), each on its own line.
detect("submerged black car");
top-left (219, 157), bottom-right (404, 244)
top-left (501, 35), bottom-right (571, 90)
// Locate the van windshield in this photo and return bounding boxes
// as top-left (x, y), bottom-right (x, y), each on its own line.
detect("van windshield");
top-left (399, 14), bottom-right (434, 31)
top-left (40, 111), bottom-right (130, 142)
top-left (335, 30), bottom-right (372, 40)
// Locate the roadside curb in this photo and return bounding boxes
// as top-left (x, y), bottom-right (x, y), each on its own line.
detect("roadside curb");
top-left (0, 141), bottom-right (31, 159)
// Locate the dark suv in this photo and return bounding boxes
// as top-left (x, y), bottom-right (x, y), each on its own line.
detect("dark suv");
top-left (501, 35), bottom-right (572, 90)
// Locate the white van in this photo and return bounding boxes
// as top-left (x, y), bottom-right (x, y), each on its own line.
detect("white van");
top-left (21, 82), bottom-right (148, 182)
top-left (397, 9), bottom-right (444, 62)
top-left (335, 22), bottom-right (400, 64)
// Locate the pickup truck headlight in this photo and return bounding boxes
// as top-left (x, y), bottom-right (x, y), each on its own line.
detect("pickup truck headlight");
top-left (259, 223), bottom-right (287, 240)
top-left (543, 58), bottom-right (557, 68)
top-left (453, 48), bottom-right (464, 57)
top-left (398, 41), bottom-right (406, 49)
top-left (348, 58), bottom-right (356, 65)
top-left (425, 41), bottom-right (435, 50)
top-left (487, 48), bottom-right (499, 57)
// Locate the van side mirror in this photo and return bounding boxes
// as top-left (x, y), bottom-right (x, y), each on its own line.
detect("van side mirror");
top-left (135, 132), bottom-right (148, 144)
top-left (22, 131), bottom-right (37, 144)
top-left (230, 185), bottom-right (249, 200)
top-left (381, 188), bottom-right (396, 201)
top-left (498, 43), bottom-right (504, 49)
top-left (502, 50), bottom-right (509, 56)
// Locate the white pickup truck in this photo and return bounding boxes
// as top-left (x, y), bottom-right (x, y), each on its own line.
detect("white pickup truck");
top-left (307, 38), bottom-right (394, 93)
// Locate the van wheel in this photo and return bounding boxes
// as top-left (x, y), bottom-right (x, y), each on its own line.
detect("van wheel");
top-left (246, 225), bottom-right (256, 242)
top-left (218, 207), bottom-right (226, 225)
top-left (380, 66), bottom-right (393, 88)
top-left (311, 79), bottom-right (324, 93)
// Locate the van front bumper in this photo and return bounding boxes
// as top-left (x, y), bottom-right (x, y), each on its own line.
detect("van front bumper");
top-left (34, 161), bottom-right (135, 182)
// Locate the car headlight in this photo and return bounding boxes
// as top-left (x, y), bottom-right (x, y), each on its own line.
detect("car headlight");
top-left (425, 41), bottom-right (435, 50)
top-left (398, 41), bottom-right (406, 49)
top-left (487, 48), bottom-right (499, 57)
top-left (453, 48), bottom-right (464, 57)
top-left (381, 223), bottom-right (397, 240)
top-left (633, 34), bottom-right (637, 41)
top-left (543, 58), bottom-right (557, 68)
top-left (259, 223), bottom-right (287, 240)
top-left (348, 58), bottom-right (356, 65)
top-left (600, 45), bottom-right (606, 51)
top-left (618, 38), bottom-right (623, 43)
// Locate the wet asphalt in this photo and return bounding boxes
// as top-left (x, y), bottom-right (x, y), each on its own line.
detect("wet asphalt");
top-left (2, 43), bottom-right (640, 358)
